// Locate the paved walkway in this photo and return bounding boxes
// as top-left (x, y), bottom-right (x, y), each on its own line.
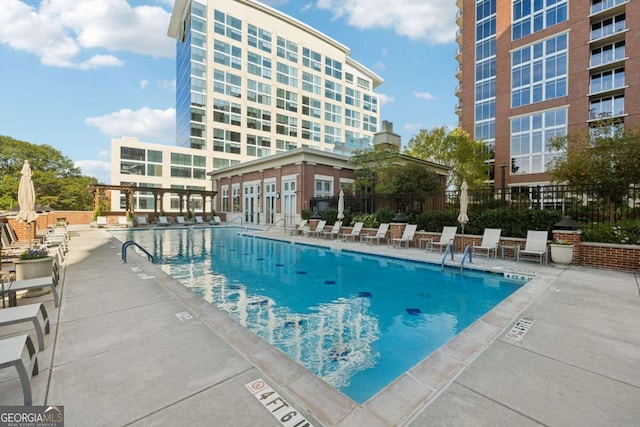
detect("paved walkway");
top-left (0, 226), bottom-right (639, 426)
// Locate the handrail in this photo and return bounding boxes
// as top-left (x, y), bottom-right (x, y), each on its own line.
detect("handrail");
top-left (227, 216), bottom-right (243, 226)
top-left (460, 244), bottom-right (473, 271)
top-left (122, 241), bottom-right (154, 263)
top-left (264, 218), bottom-right (286, 232)
top-left (441, 242), bottom-right (455, 270)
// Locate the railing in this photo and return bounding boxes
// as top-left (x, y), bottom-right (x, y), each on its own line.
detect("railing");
top-left (121, 241), bottom-right (154, 263)
top-left (264, 218), bottom-right (287, 232)
top-left (460, 244), bottom-right (474, 271)
top-left (227, 217), bottom-right (243, 226)
top-left (441, 242), bottom-right (455, 271)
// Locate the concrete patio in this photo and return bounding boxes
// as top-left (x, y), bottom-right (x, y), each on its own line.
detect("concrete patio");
top-left (0, 226), bottom-right (638, 426)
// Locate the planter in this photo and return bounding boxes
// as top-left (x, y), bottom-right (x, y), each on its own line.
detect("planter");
top-left (14, 256), bottom-right (54, 297)
top-left (550, 244), bottom-right (574, 267)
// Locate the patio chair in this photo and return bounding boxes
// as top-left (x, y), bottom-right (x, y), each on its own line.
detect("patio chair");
top-left (96, 216), bottom-right (107, 228)
top-left (338, 222), bottom-right (363, 242)
top-left (176, 216), bottom-right (187, 225)
top-left (428, 226), bottom-right (458, 253)
top-left (194, 216), bottom-right (205, 225)
top-left (518, 230), bottom-right (549, 265)
top-left (135, 216), bottom-right (149, 227)
top-left (322, 221), bottom-right (342, 239)
top-left (0, 303), bottom-right (50, 351)
top-left (288, 219), bottom-right (308, 236)
top-left (212, 216), bottom-right (222, 225)
top-left (118, 216), bottom-right (129, 228)
top-left (311, 220), bottom-right (327, 238)
top-left (0, 334), bottom-right (39, 405)
top-left (361, 223), bottom-right (390, 245)
top-left (157, 216), bottom-right (170, 226)
top-left (473, 228), bottom-right (502, 259)
top-left (390, 224), bottom-right (418, 248)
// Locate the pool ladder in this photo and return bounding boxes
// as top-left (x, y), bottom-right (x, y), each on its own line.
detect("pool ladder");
top-left (122, 241), bottom-right (154, 263)
top-left (441, 243), bottom-right (474, 272)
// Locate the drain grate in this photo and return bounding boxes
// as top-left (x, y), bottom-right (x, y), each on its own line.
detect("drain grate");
top-left (505, 317), bottom-right (535, 341)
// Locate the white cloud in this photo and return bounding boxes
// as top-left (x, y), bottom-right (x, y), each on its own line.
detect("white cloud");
top-left (157, 79), bottom-right (176, 90)
top-left (86, 107), bottom-right (176, 142)
top-left (301, 2), bottom-right (313, 12)
top-left (373, 61), bottom-right (385, 71)
top-left (0, 0), bottom-right (173, 69)
top-left (140, 80), bottom-right (150, 89)
top-left (414, 91), bottom-right (436, 101)
top-left (316, 0), bottom-right (456, 44)
top-left (75, 159), bottom-right (111, 183)
top-left (378, 93), bottom-right (395, 105)
top-left (403, 123), bottom-right (423, 133)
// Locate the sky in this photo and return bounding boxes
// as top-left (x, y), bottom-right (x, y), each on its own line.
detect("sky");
top-left (0, 0), bottom-right (459, 184)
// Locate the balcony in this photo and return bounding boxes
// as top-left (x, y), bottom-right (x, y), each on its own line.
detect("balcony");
top-left (456, 28), bottom-right (463, 44)
top-left (456, 9), bottom-right (463, 26)
top-left (590, 0), bottom-right (627, 18)
top-left (455, 66), bottom-right (462, 80)
top-left (455, 84), bottom-right (462, 97)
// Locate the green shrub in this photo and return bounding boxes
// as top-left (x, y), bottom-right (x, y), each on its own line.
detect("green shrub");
top-left (351, 213), bottom-right (379, 228)
top-left (301, 209), bottom-right (313, 220)
top-left (583, 220), bottom-right (640, 244)
top-left (374, 207), bottom-right (396, 224)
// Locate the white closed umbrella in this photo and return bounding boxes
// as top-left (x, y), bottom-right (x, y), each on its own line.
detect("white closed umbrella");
top-left (337, 190), bottom-right (345, 220)
top-left (457, 180), bottom-right (469, 246)
top-left (17, 160), bottom-right (39, 245)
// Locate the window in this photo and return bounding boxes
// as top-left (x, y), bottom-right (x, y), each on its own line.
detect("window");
top-left (512, 0), bottom-right (567, 40)
top-left (247, 79), bottom-right (271, 106)
top-left (221, 187), bottom-right (229, 212)
top-left (591, 14), bottom-right (626, 41)
top-left (314, 178), bottom-right (333, 197)
top-left (247, 52), bottom-right (272, 79)
top-left (277, 37), bottom-right (298, 63)
top-left (363, 115), bottom-right (377, 132)
top-left (345, 109), bottom-right (360, 128)
top-left (276, 88), bottom-right (298, 112)
top-left (511, 33), bottom-right (568, 107)
top-left (302, 48), bottom-right (321, 71)
top-left (590, 41), bottom-right (625, 68)
top-left (146, 164), bottom-right (162, 177)
top-left (302, 72), bottom-right (321, 95)
top-left (363, 94), bottom-right (377, 113)
top-left (213, 99), bottom-right (241, 126)
top-left (232, 185), bottom-right (240, 212)
top-left (246, 106), bottom-right (271, 132)
top-left (510, 108), bottom-right (567, 175)
top-left (212, 128), bottom-right (241, 154)
top-left (324, 102), bottom-right (342, 124)
top-left (345, 130), bottom-right (362, 150)
top-left (247, 134), bottom-right (271, 157)
top-left (590, 68), bottom-right (625, 94)
top-left (213, 40), bottom-right (242, 70)
top-left (121, 147), bottom-right (145, 161)
top-left (276, 62), bottom-right (298, 87)
top-left (589, 94), bottom-right (625, 120)
top-left (591, 0), bottom-right (627, 15)
top-left (302, 96), bottom-right (321, 118)
top-left (213, 69), bottom-right (242, 98)
top-left (345, 87), bottom-right (361, 107)
top-left (248, 24), bottom-right (271, 53)
top-left (301, 120), bottom-right (321, 142)
top-left (276, 114), bottom-right (297, 137)
top-left (214, 10), bottom-right (242, 42)
top-left (120, 162), bottom-right (145, 175)
top-left (213, 158), bottom-right (230, 169)
top-left (356, 77), bottom-right (369, 89)
top-left (324, 125), bottom-right (342, 146)
top-left (276, 139), bottom-right (297, 151)
top-left (325, 57), bottom-right (342, 79)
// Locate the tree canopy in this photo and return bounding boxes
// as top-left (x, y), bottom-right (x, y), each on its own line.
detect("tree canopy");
top-left (403, 126), bottom-right (490, 189)
top-left (0, 135), bottom-right (98, 211)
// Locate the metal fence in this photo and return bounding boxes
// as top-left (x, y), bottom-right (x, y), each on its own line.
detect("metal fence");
top-left (309, 184), bottom-right (640, 229)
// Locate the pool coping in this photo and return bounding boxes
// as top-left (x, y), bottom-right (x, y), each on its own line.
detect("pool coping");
top-left (127, 227), bottom-right (556, 426)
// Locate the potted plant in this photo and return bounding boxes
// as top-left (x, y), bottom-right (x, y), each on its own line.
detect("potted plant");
top-left (15, 248), bottom-right (54, 297)
top-left (550, 239), bottom-right (574, 267)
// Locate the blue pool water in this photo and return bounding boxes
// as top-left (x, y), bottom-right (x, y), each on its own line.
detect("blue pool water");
top-left (114, 227), bottom-right (525, 403)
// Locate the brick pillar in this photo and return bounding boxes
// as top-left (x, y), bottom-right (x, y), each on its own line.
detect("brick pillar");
top-left (552, 229), bottom-right (582, 265)
top-left (389, 223), bottom-right (406, 242)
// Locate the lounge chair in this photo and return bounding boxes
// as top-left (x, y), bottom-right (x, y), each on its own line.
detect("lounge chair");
top-left (157, 216), bottom-right (170, 226)
top-left (390, 224), bottom-right (418, 248)
top-left (176, 216), bottom-right (187, 225)
top-left (135, 216), bottom-right (149, 227)
top-left (338, 222), bottom-right (363, 242)
top-left (96, 216), bottom-right (107, 228)
top-left (5, 261), bottom-right (60, 308)
top-left (212, 216), bottom-right (222, 225)
top-left (0, 303), bottom-right (50, 351)
top-left (310, 220), bottom-right (327, 238)
top-left (322, 221), bottom-right (342, 239)
top-left (473, 228), bottom-right (502, 259)
top-left (428, 226), bottom-right (458, 253)
top-left (118, 216), bottom-right (129, 228)
top-left (518, 230), bottom-right (549, 265)
top-left (194, 216), bottom-right (205, 225)
top-left (361, 223), bottom-right (390, 245)
top-left (0, 334), bottom-right (39, 405)
top-left (288, 219), bottom-right (308, 236)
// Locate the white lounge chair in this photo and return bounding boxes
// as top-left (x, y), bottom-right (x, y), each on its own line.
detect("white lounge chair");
top-left (361, 223), bottom-right (390, 245)
top-left (427, 226), bottom-right (458, 253)
top-left (391, 224), bottom-right (418, 248)
top-left (135, 216), bottom-right (149, 227)
top-left (518, 230), bottom-right (549, 265)
top-left (311, 220), bottom-right (327, 238)
top-left (96, 216), bottom-right (107, 228)
top-left (473, 228), bottom-right (502, 259)
top-left (157, 216), bottom-right (170, 226)
top-left (322, 221), bottom-right (342, 239)
top-left (176, 216), bottom-right (187, 225)
top-left (339, 222), bottom-right (363, 242)
top-left (212, 216), bottom-right (222, 225)
top-left (194, 216), bottom-right (205, 225)
top-left (118, 216), bottom-right (129, 228)
top-left (288, 219), bottom-right (308, 235)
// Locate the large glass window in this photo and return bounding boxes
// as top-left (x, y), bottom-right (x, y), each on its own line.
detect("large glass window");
top-left (248, 24), bottom-right (271, 53)
top-left (324, 57), bottom-right (342, 80)
top-left (121, 147), bottom-right (145, 161)
top-left (213, 10), bottom-right (242, 42)
top-left (301, 120), bottom-right (321, 142)
top-left (589, 94), bottom-right (625, 120)
top-left (213, 40), bottom-right (242, 70)
top-left (324, 102), bottom-right (342, 124)
top-left (276, 114), bottom-right (297, 137)
top-left (345, 87), bottom-right (361, 107)
top-left (276, 62), bottom-right (298, 88)
top-left (512, 33), bottom-right (568, 107)
top-left (510, 108), bottom-right (567, 175)
top-left (276, 89), bottom-right (298, 112)
top-left (246, 106), bottom-right (271, 132)
top-left (247, 79), bottom-right (271, 106)
top-left (591, 14), bottom-right (626, 41)
top-left (512, 0), bottom-right (568, 40)
top-left (302, 96), bottom-right (321, 119)
top-left (302, 72), bottom-right (321, 95)
top-left (591, 0), bottom-right (627, 15)
top-left (277, 37), bottom-right (298, 63)
top-left (325, 80), bottom-right (342, 102)
top-left (590, 41), bottom-right (625, 68)
top-left (247, 52), bottom-right (271, 79)
top-left (590, 68), bottom-right (625, 94)
top-left (302, 48), bottom-right (321, 71)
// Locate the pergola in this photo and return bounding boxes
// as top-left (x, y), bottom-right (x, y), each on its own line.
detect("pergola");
top-left (90, 184), bottom-right (217, 217)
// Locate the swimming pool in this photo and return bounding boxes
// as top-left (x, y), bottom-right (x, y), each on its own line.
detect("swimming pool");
top-left (114, 227), bottom-right (526, 403)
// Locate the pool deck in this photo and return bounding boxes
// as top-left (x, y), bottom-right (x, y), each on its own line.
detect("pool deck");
top-left (1, 225), bottom-right (639, 426)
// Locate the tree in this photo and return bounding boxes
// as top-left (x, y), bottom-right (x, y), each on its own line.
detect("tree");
top-left (0, 135), bottom-right (98, 211)
top-left (548, 123), bottom-right (640, 219)
top-left (403, 126), bottom-right (490, 188)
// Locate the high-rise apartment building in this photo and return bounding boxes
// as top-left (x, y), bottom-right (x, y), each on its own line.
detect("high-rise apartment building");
top-left (456, 0), bottom-right (640, 190)
top-left (167, 0), bottom-right (383, 169)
